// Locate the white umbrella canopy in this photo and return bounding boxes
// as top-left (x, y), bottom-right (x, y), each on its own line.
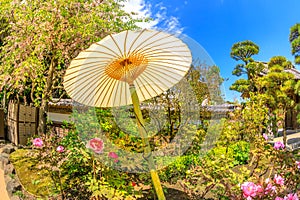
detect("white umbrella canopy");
top-left (64, 29), bottom-right (192, 107)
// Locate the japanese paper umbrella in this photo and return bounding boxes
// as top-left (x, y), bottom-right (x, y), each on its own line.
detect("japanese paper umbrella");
top-left (63, 29), bottom-right (192, 107)
top-left (63, 29), bottom-right (192, 200)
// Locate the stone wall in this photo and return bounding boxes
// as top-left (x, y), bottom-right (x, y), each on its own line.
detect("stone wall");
top-left (0, 142), bottom-right (22, 200)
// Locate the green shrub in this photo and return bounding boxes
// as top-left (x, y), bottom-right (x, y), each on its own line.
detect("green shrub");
top-left (158, 154), bottom-right (201, 183)
top-left (206, 140), bottom-right (250, 167)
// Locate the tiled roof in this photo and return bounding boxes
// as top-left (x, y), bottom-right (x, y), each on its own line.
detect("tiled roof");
top-left (258, 62), bottom-right (300, 79)
top-left (204, 104), bottom-right (237, 113)
top-left (285, 68), bottom-right (300, 79)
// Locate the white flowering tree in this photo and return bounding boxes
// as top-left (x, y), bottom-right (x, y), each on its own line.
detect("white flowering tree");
top-left (0, 0), bottom-right (141, 134)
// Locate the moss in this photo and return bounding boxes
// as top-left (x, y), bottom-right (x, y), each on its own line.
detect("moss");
top-left (9, 149), bottom-right (57, 198)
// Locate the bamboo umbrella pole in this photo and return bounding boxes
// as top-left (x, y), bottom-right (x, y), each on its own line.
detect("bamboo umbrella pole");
top-left (129, 84), bottom-right (166, 200)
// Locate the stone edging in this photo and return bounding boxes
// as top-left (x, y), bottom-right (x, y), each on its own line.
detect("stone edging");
top-left (0, 142), bottom-right (22, 200)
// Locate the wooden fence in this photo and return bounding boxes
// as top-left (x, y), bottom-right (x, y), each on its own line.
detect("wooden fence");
top-left (7, 101), bottom-right (39, 145)
top-left (6, 100), bottom-right (74, 145)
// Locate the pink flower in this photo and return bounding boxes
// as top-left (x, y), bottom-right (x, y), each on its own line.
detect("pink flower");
top-left (284, 193), bottom-right (299, 200)
top-left (56, 146), bottom-right (64, 153)
top-left (274, 141), bottom-right (285, 150)
top-left (264, 183), bottom-right (276, 195)
top-left (108, 152), bottom-right (118, 159)
top-left (108, 152), bottom-right (119, 163)
top-left (275, 197), bottom-right (284, 200)
top-left (256, 184), bottom-right (264, 197)
top-left (296, 161), bottom-right (300, 169)
top-left (86, 138), bottom-right (104, 154)
top-left (33, 138), bottom-right (43, 147)
top-left (263, 133), bottom-right (268, 140)
top-left (274, 174), bottom-right (284, 186)
top-left (241, 182), bottom-right (257, 199)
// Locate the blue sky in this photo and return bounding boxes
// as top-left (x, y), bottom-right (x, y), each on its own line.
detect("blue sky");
top-left (123, 0), bottom-right (300, 102)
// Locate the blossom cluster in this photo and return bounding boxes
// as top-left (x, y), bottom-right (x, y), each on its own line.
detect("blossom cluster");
top-left (274, 141), bottom-right (285, 150)
top-left (33, 137), bottom-right (119, 161)
top-left (241, 174), bottom-right (298, 200)
top-left (262, 135), bottom-right (285, 150)
top-left (33, 138), bottom-right (64, 153)
top-left (86, 138), bottom-right (119, 162)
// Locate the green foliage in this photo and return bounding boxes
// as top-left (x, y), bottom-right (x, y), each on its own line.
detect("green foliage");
top-left (158, 154), bottom-right (201, 184)
top-left (268, 56), bottom-right (294, 69)
top-left (256, 56), bottom-right (297, 144)
top-left (186, 64), bottom-right (224, 106)
top-left (232, 63), bottom-right (245, 77)
top-left (230, 40), bottom-right (263, 96)
top-left (229, 141), bottom-right (250, 165)
top-left (207, 141), bottom-right (250, 166)
top-left (229, 78), bottom-right (249, 93)
top-left (179, 86), bottom-right (300, 199)
top-left (0, 0), bottom-right (140, 105)
top-left (12, 128), bottom-right (145, 199)
top-left (0, 0), bottom-right (144, 133)
top-left (289, 23), bottom-right (300, 64)
top-left (230, 40), bottom-right (259, 64)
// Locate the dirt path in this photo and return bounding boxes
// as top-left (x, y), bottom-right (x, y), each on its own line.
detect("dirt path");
top-left (0, 169), bottom-right (10, 200)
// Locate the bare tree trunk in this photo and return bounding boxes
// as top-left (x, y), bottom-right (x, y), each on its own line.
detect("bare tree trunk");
top-left (283, 108), bottom-right (287, 147)
top-left (38, 57), bottom-right (55, 135)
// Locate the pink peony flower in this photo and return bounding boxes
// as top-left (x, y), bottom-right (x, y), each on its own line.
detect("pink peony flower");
top-left (264, 183), bottom-right (276, 195)
top-left (296, 161), bottom-right (300, 169)
top-left (108, 152), bottom-right (119, 163)
top-left (263, 133), bottom-right (268, 141)
top-left (274, 174), bottom-right (284, 186)
top-left (241, 182), bottom-right (257, 199)
top-left (86, 138), bottom-right (104, 154)
top-left (256, 184), bottom-right (264, 197)
top-left (274, 141), bottom-right (285, 150)
top-left (56, 146), bottom-right (64, 153)
top-left (33, 138), bottom-right (43, 147)
top-left (108, 152), bottom-right (118, 159)
top-left (284, 193), bottom-right (299, 200)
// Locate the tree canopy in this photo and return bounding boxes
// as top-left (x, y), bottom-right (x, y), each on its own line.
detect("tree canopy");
top-left (0, 0), bottom-right (142, 133)
top-left (256, 56), bottom-right (297, 144)
top-left (0, 0), bottom-right (140, 105)
top-left (229, 40), bottom-right (263, 97)
top-left (289, 23), bottom-right (300, 64)
top-left (230, 40), bottom-right (259, 66)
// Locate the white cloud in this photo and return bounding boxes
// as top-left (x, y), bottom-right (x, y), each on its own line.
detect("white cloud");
top-left (121, 0), bottom-right (183, 34)
top-left (121, 0), bottom-right (158, 29)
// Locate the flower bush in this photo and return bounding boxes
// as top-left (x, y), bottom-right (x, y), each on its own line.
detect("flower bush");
top-left (10, 93), bottom-right (300, 199)
top-left (180, 94), bottom-right (300, 199)
top-left (27, 118), bottom-right (146, 200)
